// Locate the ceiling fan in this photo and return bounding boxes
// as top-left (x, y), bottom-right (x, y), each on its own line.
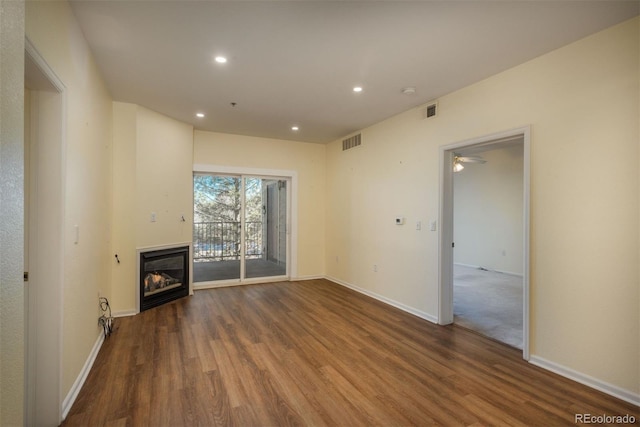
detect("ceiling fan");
top-left (453, 155), bottom-right (486, 172)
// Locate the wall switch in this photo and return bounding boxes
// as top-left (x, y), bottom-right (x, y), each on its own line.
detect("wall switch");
top-left (429, 220), bottom-right (437, 231)
top-left (416, 221), bottom-right (422, 231)
top-left (150, 212), bottom-right (157, 222)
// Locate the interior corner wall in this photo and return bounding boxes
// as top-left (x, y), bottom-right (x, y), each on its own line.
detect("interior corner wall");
top-left (325, 17), bottom-right (639, 395)
top-left (453, 145), bottom-right (524, 275)
top-left (193, 131), bottom-right (326, 279)
top-left (111, 103), bottom-right (194, 313)
top-left (111, 102), bottom-right (137, 313)
top-left (0, 0), bottom-right (25, 424)
top-left (135, 106), bottom-right (193, 249)
top-left (25, 0), bottom-right (113, 402)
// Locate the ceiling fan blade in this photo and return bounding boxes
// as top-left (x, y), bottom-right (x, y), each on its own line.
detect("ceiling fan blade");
top-left (457, 156), bottom-right (487, 164)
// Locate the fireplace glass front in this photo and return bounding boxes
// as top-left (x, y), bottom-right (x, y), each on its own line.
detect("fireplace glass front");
top-left (140, 246), bottom-right (189, 311)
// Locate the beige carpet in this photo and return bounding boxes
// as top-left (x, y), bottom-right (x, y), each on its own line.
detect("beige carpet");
top-left (453, 264), bottom-right (523, 349)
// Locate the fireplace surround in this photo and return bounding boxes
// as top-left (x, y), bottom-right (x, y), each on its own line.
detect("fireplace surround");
top-left (138, 244), bottom-right (190, 311)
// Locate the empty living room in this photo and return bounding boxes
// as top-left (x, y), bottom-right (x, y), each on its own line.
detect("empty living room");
top-left (1, 1), bottom-right (639, 426)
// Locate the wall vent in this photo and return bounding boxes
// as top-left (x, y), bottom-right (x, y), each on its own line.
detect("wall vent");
top-left (342, 134), bottom-right (361, 151)
top-left (422, 101), bottom-right (438, 119)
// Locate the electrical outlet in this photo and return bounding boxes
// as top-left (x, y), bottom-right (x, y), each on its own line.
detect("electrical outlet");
top-left (150, 212), bottom-right (157, 222)
top-left (373, 264), bottom-right (378, 272)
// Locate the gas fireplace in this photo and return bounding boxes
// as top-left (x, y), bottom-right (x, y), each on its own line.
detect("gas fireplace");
top-left (139, 245), bottom-right (190, 311)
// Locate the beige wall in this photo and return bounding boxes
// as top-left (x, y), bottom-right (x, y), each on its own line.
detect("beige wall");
top-left (194, 131), bottom-right (326, 279)
top-left (0, 0), bottom-right (25, 424)
top-left (8, 2), bottom-right (638, 417)
top-left (326, 17), bottom-right (639, 395)
top-left (453, 145), bottom-right (524, 275)
top-left (111, 102), bottom-right (137, 312)
top-left (26, 0), bottom-right (113, 403)
top-left (111, 103), bottom-right (194, 313)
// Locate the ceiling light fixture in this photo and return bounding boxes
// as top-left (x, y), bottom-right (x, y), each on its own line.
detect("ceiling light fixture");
top-left (214, 56), bottom-right (227, 64)
top-left (453, 158), bottom-right (464, 172)
top-left (196, 112), bottom-right (205, 118)
top-left (353, 86), bottom-right (363, 93)
top-left (453, 154), bottom-right (487, 172)
top-left (402, 87), bottom-right (416, 95)
top-left (291, 126), bottom-right (299, 131)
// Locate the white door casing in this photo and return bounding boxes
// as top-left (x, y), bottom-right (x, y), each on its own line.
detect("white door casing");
top-left (438, 126), bottom-right (531, 360)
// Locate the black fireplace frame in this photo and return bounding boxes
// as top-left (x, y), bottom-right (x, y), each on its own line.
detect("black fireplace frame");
top-left (139, 245), bottom-right (190, 312)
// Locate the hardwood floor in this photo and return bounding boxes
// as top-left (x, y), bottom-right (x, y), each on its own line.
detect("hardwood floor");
top-left (62, 279), bottom-right (638, 426)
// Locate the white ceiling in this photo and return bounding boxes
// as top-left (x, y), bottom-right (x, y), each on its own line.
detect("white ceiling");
top-left (69, 1), bottom-right (639, 144)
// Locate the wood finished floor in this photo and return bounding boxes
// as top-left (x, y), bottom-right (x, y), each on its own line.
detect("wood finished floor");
top-left (63, 279), bottom-right (639, 426)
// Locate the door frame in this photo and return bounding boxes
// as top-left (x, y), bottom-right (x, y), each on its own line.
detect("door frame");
top-left (438, 126), bottom-right (530, 359)
top-left (24, 37), bottom-right (66, 424)
top-left (192, 164), bottom-right (297, 287)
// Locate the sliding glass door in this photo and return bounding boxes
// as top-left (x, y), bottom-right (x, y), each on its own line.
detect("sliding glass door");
top-left (193, 174), bottom-right (288, 284)
top-left (245, 178), bottom-right (287, 278)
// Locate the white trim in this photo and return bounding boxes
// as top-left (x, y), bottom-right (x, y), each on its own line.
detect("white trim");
top-left (193, 275), bottom-right (289, 291)
top-left (136, 241), bottom-right (193, 253)
top-left (529, 356), bottom-right (640, 406)
top-left (453, 262), bottom-right (524, 278)
top-left (291, 275), bottom-right (324, 281)
top-left (61, 332), bottom-right (104, 420)
top-left (439, 126), bottom-right (531, 360)
top-left (24, 37), bottom-right (68, 425)
top-left (326, 276), bottom-right (439, 324)
top-left (25, 38), bottom-right (65, 92)
top-left (193, 164), bottom-right (295, 180)
top-left (111, 309), bottom-right (137, 318)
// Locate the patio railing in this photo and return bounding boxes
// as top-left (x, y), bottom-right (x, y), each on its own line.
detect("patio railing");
top-left (193, 221), bottom-right (262, 261)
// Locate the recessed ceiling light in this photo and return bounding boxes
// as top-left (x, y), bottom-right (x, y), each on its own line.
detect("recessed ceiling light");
top-left (196, 113), bottom-right (205, 118)
top-left (291, 126), bottom-right (299, 131)
top-left (214, 56), bottom-right (227, 64)
top-left (353, 86), bottom-right (363, 93)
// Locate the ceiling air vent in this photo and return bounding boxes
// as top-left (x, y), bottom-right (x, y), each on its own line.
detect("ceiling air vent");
top-left (422, 101), bottom-right (438, 120)
top-left (342, 133), bottom-right (361, 151)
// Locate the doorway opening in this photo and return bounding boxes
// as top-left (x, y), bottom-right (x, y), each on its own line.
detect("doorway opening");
top-left (439, 127), bottom-right (530, 358)
top-left (192, 168), bottom-right (293, 287)
top-left (24, 38), bottom-right (65, 425)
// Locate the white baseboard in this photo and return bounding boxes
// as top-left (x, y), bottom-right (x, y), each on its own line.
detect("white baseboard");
top-left (291, 275), bottom-right (324, 281)
top-left (454, 262), bottom-right (523, 278)
top-left (529, 355), bottom-right (640, 406)
top-left (62, 331), bottom-right (105, 420)
top-left (112, 309), bottom-right (137, 318)
top-left (325, 276), bottom-right (438, 324)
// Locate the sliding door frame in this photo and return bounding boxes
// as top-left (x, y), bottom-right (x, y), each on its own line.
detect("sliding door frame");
top-left (192, 164), bottom-right (298, 288)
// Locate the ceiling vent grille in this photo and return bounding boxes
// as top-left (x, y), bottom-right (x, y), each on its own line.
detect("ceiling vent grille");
top-left (422, 101), bottom-right (438, 119)
top-left (342, 134), bottom-right (361, 151)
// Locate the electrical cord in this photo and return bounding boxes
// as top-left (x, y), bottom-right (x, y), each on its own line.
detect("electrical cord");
top-left (98, 296), bottom-right (113, 337)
